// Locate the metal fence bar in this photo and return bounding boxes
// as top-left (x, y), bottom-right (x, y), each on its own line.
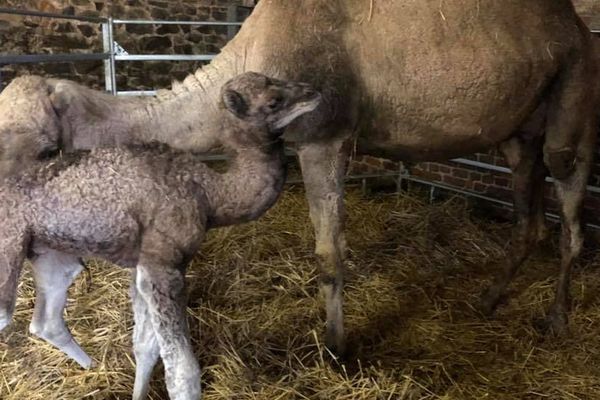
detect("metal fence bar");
top-left (112, 19), bottom-right (242, 26)
top-left (115, 54), bottom-right (215, 62)
top-left (227, 5), bottom-right (240, 40)
top-left (102, 22), bottom-right (113, 94)
top-left (449, 157), bottom-right (600, 194)
top-left (106, 17), bottom-right (117, 94)
top-left (400, 174), bottom-right (600, 230)
top-left (450, 157), bottom-right (511, 174)
top-left (117, 90), bottom-right (158, 96)
top-left (0, 7), bottom-right (107, 23)
top-left (0, 53), bottom-right (109, 63)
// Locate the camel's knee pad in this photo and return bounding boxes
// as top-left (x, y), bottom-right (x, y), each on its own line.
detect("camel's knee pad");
top-left (544, 147), bottom-right (576, 181)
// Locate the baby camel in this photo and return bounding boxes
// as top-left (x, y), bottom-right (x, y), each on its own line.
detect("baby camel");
top-left (0, 72), bottom-right (321, 400)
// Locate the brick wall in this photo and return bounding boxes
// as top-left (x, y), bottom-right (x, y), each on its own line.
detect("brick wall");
top-left (0, 0), bottom-right (252, 90)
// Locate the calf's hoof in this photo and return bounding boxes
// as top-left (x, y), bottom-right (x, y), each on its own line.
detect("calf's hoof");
top-left (0, 309), bottom-right (12, 331)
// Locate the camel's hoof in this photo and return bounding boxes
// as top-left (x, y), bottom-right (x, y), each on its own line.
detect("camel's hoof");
top-left (533, 309), bottom-right (569, 336)
top-left (479, 287), bottom-right (506, 317)
top-left (325, 332), bottom-right (346, 359)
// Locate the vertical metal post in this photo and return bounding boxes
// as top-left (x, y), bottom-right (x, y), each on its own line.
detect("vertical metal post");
top-left (396, 163), bottom-right (404, 195)
top-left (226, 5), bottom-right (238, 40)
top-left (102, 22), bottom-right (111, 93)
top-left (429, 186), bottom-right (437, 203)
top-left (102, 18), bottom-right (117, 95)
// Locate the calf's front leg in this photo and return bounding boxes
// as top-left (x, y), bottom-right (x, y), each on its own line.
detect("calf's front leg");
top-left (29, 249), bottom-right (92, 369)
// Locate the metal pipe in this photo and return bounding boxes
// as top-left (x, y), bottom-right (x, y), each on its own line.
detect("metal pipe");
top-left (112, 19), bottom-right (242, 26)
top-left (102, 22), bottom-right (113, 93)
top-left (117, 90), bottom-right (158, 96)
top-left (0, 53), bottom-right (109, 63)
top-left (107, 17), bottom-right (117, 95)
top-left (449, 157), bottom-right (600, 194)
top-left (226, 5), bottom-right (239, 40)
top-left (114, 54), bottom-right (215, 62)
top-left (401, 174), bottom-right (600, 230)
top-left (450, 157), bottom-right (511, 174)
top-left (0, 7), bottom-right (107, 23)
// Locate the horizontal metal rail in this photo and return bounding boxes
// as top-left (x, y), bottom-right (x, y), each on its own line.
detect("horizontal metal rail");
top-left (449, 157), bottom-right (600, 195)
top-left (0, 53), bottom-right (108, 64)
top-left (0, 7), bottom-right (107, 23)
top-left (401, 174), bottom-right (600, 230)
top-left (112, 19), bottom-right (242, 26)
top-left (117, 90), bottom-right (158, 97)
top-left (115, 54), bottom-right (215, 62)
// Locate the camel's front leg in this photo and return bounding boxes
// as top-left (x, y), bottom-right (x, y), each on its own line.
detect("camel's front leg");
top-left (297, 137), bottom-right (350, 356)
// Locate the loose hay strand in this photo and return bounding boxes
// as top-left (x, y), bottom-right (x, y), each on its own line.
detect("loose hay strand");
top-left (2, 187), bottom-right (600, 399)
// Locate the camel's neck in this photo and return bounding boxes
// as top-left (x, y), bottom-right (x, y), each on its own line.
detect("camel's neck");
top-left (77, 41), bottom-right (246, 153)
top-left (131, 57), bottom-right (240, 151)
top-left (198, 132), bottom-right (287, 228)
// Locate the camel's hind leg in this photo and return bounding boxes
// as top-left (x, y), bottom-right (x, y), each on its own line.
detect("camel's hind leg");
top-left (134, 225), bottom-right (201, 400)
top-left (28, 249), bottom-right (92, 369)
top-left (0, 229), bottom-right (29, 331)
top-left (537, 120), bottom-right (595, 334)
top-left (480, 135), bottom-right (547, 315)
top-left (536, 46), bottom-right (597, 333)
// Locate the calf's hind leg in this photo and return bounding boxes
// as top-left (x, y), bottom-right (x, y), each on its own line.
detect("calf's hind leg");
top-left (136, 262), bottom-right (200, 400)
top-left (131, 269), bottom-right (160, 400)
top-left (0, 229), bottom-right (28, 331)
top-left (135, 224), bottom-right (201, 400)
top-left (28, 249), bottom-right (92, 369)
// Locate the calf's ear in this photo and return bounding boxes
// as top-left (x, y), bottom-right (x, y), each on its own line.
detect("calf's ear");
top-left (222, 89), bottom-right (248, 118)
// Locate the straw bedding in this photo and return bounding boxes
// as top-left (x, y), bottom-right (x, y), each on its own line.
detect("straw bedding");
top-left (2, 185), bottom-right (600, 399)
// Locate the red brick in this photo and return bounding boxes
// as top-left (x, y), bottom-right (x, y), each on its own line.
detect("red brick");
top-left (438, 164), bottom-right (452, 174)
top-left (473, 182), bottom-right (488, 193)
top-left (493, 176), bottom-right (511, 187)
top-left (454, 169), bottom-right (469, 179)
top-left (469, 171), bottom-right (483, 181)
top-left (442, 174), bottom-right (468, 188)
top-left (413, 169), bottom-right (442, 182)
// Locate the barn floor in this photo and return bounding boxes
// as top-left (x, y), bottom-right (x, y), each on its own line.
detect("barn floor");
top-left (2, 185), bottom-right (600, 399)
